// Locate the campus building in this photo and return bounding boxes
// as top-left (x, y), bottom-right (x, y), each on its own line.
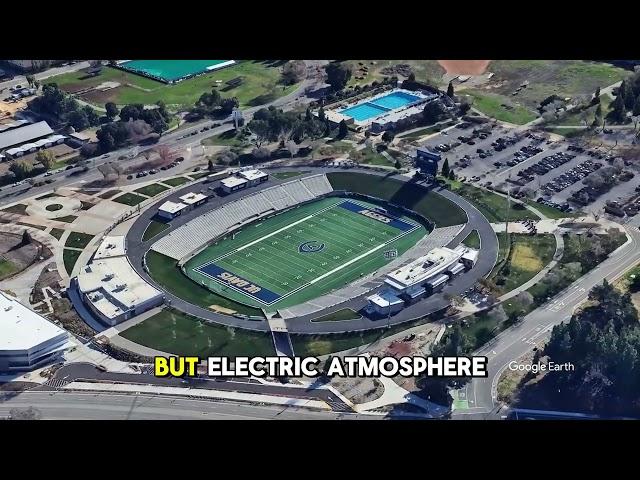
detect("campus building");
top-left (366, 245), bottom-right (479, 315)
top-left (0, 292), bottom-right (69, 373)
top-left (75, 237), bottom-right (164, 326)
top-left (0, 121), bottom-right (67, 159)
top-left (157, 200), bottom-right (189, 220)
top-left (415, 148), bottom-right (441, 176)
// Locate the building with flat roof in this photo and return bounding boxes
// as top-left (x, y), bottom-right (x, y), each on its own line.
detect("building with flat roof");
top-left (179, 192), bottom-right (208, 208)
top-left (93, 235), bottom-right (126, 260)
top-left (220, 176), bottom-right (248, 194)
top-left (158, 201), bottom-right (188, 220)
top-left (76, 256), bottom-right (164, 326)
top-left (238, 169), bottom-right (269, 186)
top-left (0, 292), bottom-right (69, 373)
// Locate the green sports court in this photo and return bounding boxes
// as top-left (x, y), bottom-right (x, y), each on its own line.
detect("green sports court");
top-left (183, 196), bottom-right (428, 311)
top-left (118, 60), bottom-right (235, 83)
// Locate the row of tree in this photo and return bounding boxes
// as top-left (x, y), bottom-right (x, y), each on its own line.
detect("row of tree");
top-left (29, 83), bottom-right (101, 131)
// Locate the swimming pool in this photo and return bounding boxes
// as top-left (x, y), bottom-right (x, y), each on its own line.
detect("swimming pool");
top-left (119, 60), bottom-right (234, 83)
top-left (339, 90), bottom-right (422, 122)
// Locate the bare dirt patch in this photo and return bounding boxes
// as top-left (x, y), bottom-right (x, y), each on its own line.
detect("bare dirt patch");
top-left (0, 231), bottom-right (52, 280)
top-left (438, 60), bottom-right (491, 75)
top-left (30, 262), bottom-right (61, 304)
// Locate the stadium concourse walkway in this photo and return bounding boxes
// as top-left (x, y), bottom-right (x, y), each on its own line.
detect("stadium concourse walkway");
top-left (124, 167), bottom-right (498, 334)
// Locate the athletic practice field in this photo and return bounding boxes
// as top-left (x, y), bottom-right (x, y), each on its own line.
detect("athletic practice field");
top-left (183, 197), bottom-right (427, 311)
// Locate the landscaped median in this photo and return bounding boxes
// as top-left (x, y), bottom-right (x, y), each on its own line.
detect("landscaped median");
top-left (134, 183), bottom-right (169, 198)
top-left (113, 192), bottom-right (147, 207)
top-left (142, 221), bottom-right (169, 242)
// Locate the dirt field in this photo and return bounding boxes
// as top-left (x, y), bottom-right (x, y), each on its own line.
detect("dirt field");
top-left (438, 60), bottom-right (491, 75)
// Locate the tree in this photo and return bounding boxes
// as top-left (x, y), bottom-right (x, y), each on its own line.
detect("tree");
top-left (407, 72), bottom-right (416, 83)
top-left (155, 145), bottom-right (176, 166)
top-left (248, 119), bottom-right (271, 148)
top-left (324, 62), bottom-right (352, 91)
top-left (447, 81), bottom-right (454, 98)
top-left (623, 80), bottom-right (636, 110)
top-left (382, 130), bottom-right (394, 143)
top-left (441, 158), bottom-right (450, 177)
top-left (25, 74), bottom-right (35, 88)
top-left (251, 147), bottom-right (270, 160)
top-left (9, 160), bottom-right (33, 180)
top-left (423, 100), bottom-right (448, 124)
top-left (21, 230), bottom-right (32, 246)
top-left (67, 109), bottom-right (89, 131)
top-left (105, 102), bottom-right (119, 120)
top-left (394, 159), bottom-right (402, 170)
top-left (318, 106), bottom-right (326, 122)
top-left (610, 92), bottom-right (627, 123)
top-left (282, 60), bottom-right (306, 85)
top-left (633, 95), bottom-right (640, 117)
top-left (208, 159), bottom-right (214, 171)
top-left (593, 86), bottom-right (601, 104)
top-left (338, 120), bottom-right (348, 139)
top-left (35, 149), bottom-right (56, 170)
top-left (448, 168), bottom-right (455, 180)
top-left (220, 97), bottom-right (239, 115)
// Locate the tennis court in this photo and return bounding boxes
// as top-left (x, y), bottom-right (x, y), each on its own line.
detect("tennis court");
top-left (184, 197), bottom-right (427, 310)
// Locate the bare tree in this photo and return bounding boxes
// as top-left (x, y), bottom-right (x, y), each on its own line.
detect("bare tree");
top-left (155, 145), bottom-right (176, 166)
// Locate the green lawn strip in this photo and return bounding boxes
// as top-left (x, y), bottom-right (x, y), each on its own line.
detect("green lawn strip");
top-left (162, 177), bottom-right (190, 187)
top-left (36, 193), bottom-right (61, 200)
top-left (311, 308), bottom-right (362, 322)
top-left (120, 308), bottom-right (274, 358)
top-left (462, 89), bottom-right (537, 124)
top-left (98, 189), bottom-right (121, 199)
top-left (134, 183), bottom-right (169, 197)
top-left (0, 258), bottom-right (19, 279)
top-left (327, 172), bottom-right (466, 227)
top-left (525, 200), bottom-right (578, 219)
top-left (1, 204), bottom-right (28, 215)
top-left (146, 251), bottom-right (262, 316)
top-left (272, 171), bottom-right (310, 180)
top-left (202, 130), bottom-right (250, 148)
top-left (64, 232), bottom-right (95, 249)
top-left (142, 221), bottom-right (169, 241)
top-left (55, 215), bottom-right (78, 223)
top-left (50, 228), bottom-right (65, 240)
top-left (352, 148), bottom-right (393, 166)
top-left (63, 249), bottom-right (82, 275)
top-left (113, 192), bottom-right (147, 206)
top-left (188, 171), bottom-right (210, 180)
top-left (444, 180), bottom-right (539, 222)
top-left (462, 230), bottom-right (481, 249)
top-left (496, 234), bottom-right (556, 293)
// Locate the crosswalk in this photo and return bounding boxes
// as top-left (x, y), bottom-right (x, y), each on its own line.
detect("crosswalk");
top-left (326, 400), bottom-right (354, 413)
top-left (44, 378), bottom-right (71, 389)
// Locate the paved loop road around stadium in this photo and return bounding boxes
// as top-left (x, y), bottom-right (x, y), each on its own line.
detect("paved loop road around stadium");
top-left (185, 197), bottom-right (425, 310)
top-left (125, 167), bottom-right (498, 334)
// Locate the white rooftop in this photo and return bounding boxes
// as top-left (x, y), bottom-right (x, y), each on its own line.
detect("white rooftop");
top-left (221, 176), bottom-right (248, 188)
top-left (385, 247), bottom-right (462, 290)
top-left (179, 192), bottom-right (208, 205)
top-left (77, 257), bottom-right (163, 320)
top-left (159, 200), bottom-right (188, 214)
top-left (0, 292), bottom-right (67, 351)
top-left (367, 290), bottom-right (403, 308)
top-left (93, 236), bottom-right (126, 260)
top-left (239, 169), bottom-right (267, 181)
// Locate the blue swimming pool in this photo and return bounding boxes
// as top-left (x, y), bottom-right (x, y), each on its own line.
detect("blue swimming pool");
top-left (339, 90), bottom-right (422, 122)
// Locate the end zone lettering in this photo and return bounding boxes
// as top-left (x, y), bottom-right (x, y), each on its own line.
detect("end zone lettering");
top-left (217, 271), bottom-right (262, 294)
top-left (358, 209), bottom-right (392, 224)
top-left (154, 356), bottom-right (200, 377)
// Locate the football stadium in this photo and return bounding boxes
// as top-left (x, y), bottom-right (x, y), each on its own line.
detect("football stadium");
top-left (127, 169), bottom-right (497, 334)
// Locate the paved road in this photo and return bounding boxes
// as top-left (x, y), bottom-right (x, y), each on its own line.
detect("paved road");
top-left (0, 61), bottom-right (91, 92)
top-left (123, 168), bottom-right (498, 334)
top-left (454, 225), bottom-right (640, 418)
top-left (0, 391), bottom-right (367, 420)
top-left (38, 363), bottom-right (354, 412)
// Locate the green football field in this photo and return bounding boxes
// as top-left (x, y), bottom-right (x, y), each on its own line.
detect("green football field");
top-left (183, 197), bottom-right (427, 311)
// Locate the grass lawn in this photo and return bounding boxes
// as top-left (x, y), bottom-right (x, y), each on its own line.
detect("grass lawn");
top-left (162, 177), bottom-right (190, 187)
top-left (55, 215), bottom-right (77, 223)
top-left (327, 171), bottom-right (466, 227)
top-left (444, 180), bottom-right (540, 222)
top-left (50, 228), bottom-right (65, 240)
top-left (202, 130), bottom-right (250, 148)
top-left (134, 183), bottom-right (169, 197)
top-left (498, 234), bottom-right (556, 293)
top-left (45, 204), bottom-right (63, 212)
top-left (145, 250), bottom-right (262, 316)
top-left (272, 170), bottom-right (310, 180)
top-left (1, 204), bottom-right (28, 215)
top-left (398, 122), bottom-right (455, 140)
top-left (352, 148), bottom-right (393, 166)
top-left (99, 189), bottom-right (121, 199)
top-left (52, 61), bottom-right (298, 111)
top-left (462, 89), bottom-right (537, 125)
top-left (462, 230), bottom-right (481, 249)
top-left (113, 192), bottom-right (147, 206)
top-left (525, 199), bottom-right (578, 219)
top-left (317, 140), bottom-right (355, 157)
top-left (489, 232), bottom-right (511, 280)
top-left (142, 221), bottom-right (169, 241)
top-left (64, 232), bottom-right (95, 249)
top-left (311, 308), bottom-right (362, 323)
top-left (544, 127), bottom-right (590, 139)
top-left (63, 249), bottom-right (82, 275)
top-left (120, 308), bottom-right (275, 358)
top-left (546, 94), bottom-right (614, 128)
top-left (0, 258), bottom-right (18, 279)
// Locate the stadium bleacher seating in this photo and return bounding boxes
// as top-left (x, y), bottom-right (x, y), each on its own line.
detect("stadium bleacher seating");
top-left (151, 174), bottom-right (335, 260)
